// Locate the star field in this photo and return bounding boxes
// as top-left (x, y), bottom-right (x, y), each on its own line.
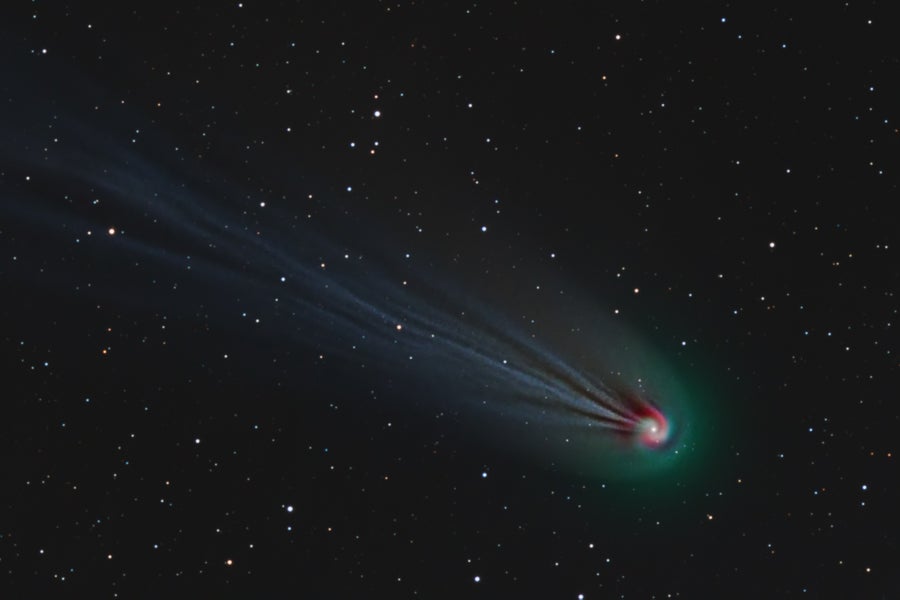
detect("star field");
top-left (1, 2), bottom-right (898, 597)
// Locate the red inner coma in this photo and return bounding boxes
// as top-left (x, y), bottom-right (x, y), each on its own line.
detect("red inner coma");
top-left (635, 406), bottom-right (670, 447)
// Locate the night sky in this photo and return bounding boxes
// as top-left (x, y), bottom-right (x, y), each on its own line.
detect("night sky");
top-left (2, 2), bottom-right (898, 597)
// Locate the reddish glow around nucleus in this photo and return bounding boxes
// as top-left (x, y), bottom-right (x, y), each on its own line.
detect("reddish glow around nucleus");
top-left (635, 406), bottom-right (670, 447)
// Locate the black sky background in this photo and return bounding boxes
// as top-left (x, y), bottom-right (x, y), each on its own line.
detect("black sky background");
top-left (2, 2), bottom-right (898, 597)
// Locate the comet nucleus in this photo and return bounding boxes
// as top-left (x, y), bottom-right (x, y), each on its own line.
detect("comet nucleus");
top-left (635, 409), bottom-right (671, 447)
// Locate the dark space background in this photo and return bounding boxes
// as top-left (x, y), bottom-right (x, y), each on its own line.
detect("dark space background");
top-left (1, 2), bottom-right (897, 597)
